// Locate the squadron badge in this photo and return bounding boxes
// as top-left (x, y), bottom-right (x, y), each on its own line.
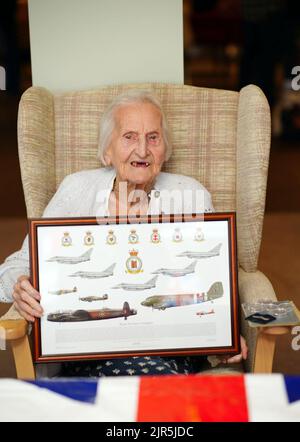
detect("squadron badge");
top-left (61, 232), bottom-right (72, 247)
top-left (126, 249), bottom-right (143, 274)
top-left (150, 228), bottom-right (161, 244)
top-left (173, 228), bottom-right (183, 243)
top-left (128, 229), bottom-right (139, 244)
top-left (194, 227), bottom-right (204, 242)
top-left (106, 230), bottom-right (117, 245)
top-left (84, 231), bottom-right (94, 246)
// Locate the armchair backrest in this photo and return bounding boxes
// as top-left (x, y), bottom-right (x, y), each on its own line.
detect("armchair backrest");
top-left (18, 83), bottom-right (270, 272)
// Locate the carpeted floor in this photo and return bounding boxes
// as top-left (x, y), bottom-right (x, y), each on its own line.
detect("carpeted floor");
top-left (0, 213), bottom-right (299, 377)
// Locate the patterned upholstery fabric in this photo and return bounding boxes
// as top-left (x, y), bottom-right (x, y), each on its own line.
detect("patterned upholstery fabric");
top-left (52, 84), bottom-right (238, 214)
top-left (16, 83), bottom-right (274, 373)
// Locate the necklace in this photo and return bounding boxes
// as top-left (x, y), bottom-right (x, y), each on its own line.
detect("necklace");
top-left (113, 178), bottom-right (153, 203)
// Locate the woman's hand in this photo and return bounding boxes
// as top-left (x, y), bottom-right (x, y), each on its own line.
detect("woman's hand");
top-left (12, 275), bottom-right (43, 322)
top-left (220, 335), bottom-right (248, 364)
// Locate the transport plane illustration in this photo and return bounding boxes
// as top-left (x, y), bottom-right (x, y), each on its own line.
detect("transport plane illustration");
top-left (46, 249), bottom-right (93, 264)
top-left (69, 263), bottom-right (116, 279)
top-left (48, 287), bottom-right (78, 296)
top-left (177, 243), bottom-right (222, 259)
top-left (112, 275), bottom-right (159, 291)
top-left (79, 294), bottom-right (108, 302)
top-left (151, 260), bottom-right (197, 277)
top-left (47, 302), bottom-right (137, 322)
top-left (141, 281), bottom-right (223, 310)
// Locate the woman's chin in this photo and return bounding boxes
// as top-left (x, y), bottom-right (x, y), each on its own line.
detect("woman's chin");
top-left (127, 170), bottom-right (154, 185)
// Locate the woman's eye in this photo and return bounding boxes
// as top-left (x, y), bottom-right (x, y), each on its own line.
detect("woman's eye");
top-left (148, 134), bottom-right (159, 143)
top-left (124, 133), bottom-right (137, 141)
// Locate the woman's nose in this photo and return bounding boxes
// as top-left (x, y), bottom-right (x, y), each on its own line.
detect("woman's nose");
top-left (135, 137), bottom-right (148, 158)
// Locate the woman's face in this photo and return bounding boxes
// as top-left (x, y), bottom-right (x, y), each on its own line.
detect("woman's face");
top-left (104, 102), bottom-right (166, 187)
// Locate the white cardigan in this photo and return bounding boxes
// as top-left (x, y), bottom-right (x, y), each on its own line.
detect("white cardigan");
top-left (0, 167), bottom-right (214, 302)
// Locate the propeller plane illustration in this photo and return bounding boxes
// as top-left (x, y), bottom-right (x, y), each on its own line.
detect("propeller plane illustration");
top-left (141, 281), bottom-right (223, 310)
top-left (47, 301), bottom-right (136, 322)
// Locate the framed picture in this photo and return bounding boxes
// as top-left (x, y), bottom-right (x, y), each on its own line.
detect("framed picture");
top-left (29, 213), bottom-right (240, 363)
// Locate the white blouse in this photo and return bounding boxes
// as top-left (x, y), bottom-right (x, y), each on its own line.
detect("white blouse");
top-left (0, 167), bottom-right (214, 302)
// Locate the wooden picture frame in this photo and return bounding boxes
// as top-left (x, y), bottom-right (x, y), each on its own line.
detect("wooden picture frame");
top-left (29, 213), bottom-right (240, 363)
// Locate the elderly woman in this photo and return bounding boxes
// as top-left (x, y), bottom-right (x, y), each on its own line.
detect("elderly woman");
top-left (0, 91), bottom-right (247, 376)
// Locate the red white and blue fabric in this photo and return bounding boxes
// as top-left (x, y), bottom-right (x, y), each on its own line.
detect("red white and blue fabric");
top-left (0, 375), bottom-right (299, 422)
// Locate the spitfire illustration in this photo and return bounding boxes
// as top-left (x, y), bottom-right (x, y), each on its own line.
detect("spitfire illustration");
top-left (79, 294), bottom-right (108, 302)
top-left (196, 308), bottom-right (215, 316)
top-left (48, 287), bottom-right (77, 296)
top-left (47, 248), bottom-right (93, 264)
top-left (47, 301), bottom-right (137, 322)
top-left (69, 263), bottom-right (116, 279)
top-left (152, 260), bottom-right (197, 277)
top-left (112, 275), bottom-right (158, 291)
top-left (177, 243), bottom-right (222, 259)
top-left (141, 281), bottom-right (223, 310)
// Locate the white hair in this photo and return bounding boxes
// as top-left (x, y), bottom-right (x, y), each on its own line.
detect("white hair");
top-left (98, 90), bottom-right (172, 165)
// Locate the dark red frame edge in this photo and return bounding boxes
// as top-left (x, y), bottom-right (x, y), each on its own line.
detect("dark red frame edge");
top-left (29, 212), bottom-right (240, 363)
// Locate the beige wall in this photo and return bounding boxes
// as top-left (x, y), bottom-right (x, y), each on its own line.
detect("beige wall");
top-left (28, 0), bottom-right (183, 92)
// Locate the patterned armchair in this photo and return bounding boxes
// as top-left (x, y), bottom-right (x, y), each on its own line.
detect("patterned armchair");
top-left (0, 83), bottom-right (284, 378)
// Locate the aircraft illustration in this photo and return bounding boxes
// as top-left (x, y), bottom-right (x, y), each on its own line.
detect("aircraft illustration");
top-left (141, 281), bottom-right (223, 310)
top-left (48, 287), bottom-right (78, 296)
top-left (176, 243), bottom-right (222, 259)
top-left (69, 263), bottom-right (116, 279)
top-left (151, 260), bottom-right (197, 277)
top-left (47, 301), bottom-right (137, 322)
top-left (79, 294), bottom-right (108, 302)
top-left (196, 308), bottom-right (215, 316)
top-left (112, 275), bottom-right (159, 291)
top-left (46, 249), bottom-right (93, 264)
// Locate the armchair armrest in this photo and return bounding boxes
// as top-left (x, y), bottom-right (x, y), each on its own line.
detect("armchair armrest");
top-left (0, 304), bottom-right (34, 379)
top-left (238, 267), bottom-right (277, 304)
top-left (0, 304), bottom-right (28, 340)
top-left (238, 268), bottom-right (286, 373)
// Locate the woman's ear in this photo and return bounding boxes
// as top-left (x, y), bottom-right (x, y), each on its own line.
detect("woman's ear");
top-left (103, 147), bottom-right (112, 166)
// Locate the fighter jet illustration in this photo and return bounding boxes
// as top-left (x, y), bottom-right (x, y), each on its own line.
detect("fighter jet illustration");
top-left (141, 281), bottom-right (223, 310)
top-left (46, 248), bottom-right (93, 264)
top-left (69, 263), bottom-right (116, 279)
top-left (79, 294), bottom-right (108, 302)
top-left (177, 243), bottom-right (222, 259)
top-left (112, 275), bottom-right (159, 291)
top-left (151, 260), bottom-right (197, 277)
top-left (47, 301), bottom-right (137, 322)
top-left (48, 287), bottom-right (77, 296)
